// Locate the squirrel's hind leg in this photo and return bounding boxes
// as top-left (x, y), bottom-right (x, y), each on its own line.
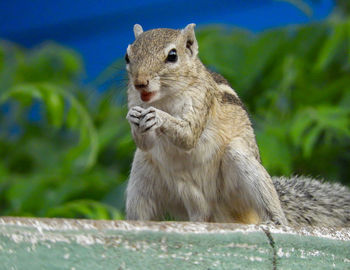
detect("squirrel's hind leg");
top-left (126, 150), bottom-right (166, 220)
top-left (220, 138), bottom-right (288, 225)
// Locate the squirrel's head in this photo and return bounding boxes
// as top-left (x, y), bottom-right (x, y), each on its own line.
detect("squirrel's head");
top-left (125, 23), bottom-right (199, 103)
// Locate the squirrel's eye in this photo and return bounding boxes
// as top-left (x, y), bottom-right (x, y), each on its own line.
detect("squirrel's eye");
top-left (125, 53), bottom-right (130, 64)
top-left (166, 49), bottom-right (177, 63)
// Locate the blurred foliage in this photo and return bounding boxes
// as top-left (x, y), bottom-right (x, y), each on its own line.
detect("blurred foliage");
top-left (0, 6), bottom-right (349, 219)
top-left (0, 41), bottom-right (132, 219)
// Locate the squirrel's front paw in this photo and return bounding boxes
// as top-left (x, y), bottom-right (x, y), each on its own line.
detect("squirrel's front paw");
top-left (139, 107), bottom-right (164, 132)
top-left (126, 106), bottom-right (144, 127)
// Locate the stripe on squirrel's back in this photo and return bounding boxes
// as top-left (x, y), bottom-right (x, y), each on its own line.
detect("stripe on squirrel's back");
top-left (206, 68), bottom-right (245, 108)
top-left (208, 70), bottom-right (231, 86)
top-left (206, 68), bottom-right (231, 86)
top-left (221, 92), bottom-right (244, 107)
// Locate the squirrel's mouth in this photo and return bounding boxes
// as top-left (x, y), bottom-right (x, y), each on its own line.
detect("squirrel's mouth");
top-left (140, 91), bottom-right (156, 102)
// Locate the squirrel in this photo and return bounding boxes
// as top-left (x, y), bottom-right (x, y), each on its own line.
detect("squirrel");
top-left (125, 23), bottom-right (350, 227)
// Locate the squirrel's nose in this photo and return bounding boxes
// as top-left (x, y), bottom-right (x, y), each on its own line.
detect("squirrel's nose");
top-left (134, 78), bottom-right (149, 91)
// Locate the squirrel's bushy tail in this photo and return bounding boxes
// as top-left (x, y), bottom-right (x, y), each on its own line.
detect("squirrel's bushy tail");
top-left (273, 176), bottom-right (350, 227)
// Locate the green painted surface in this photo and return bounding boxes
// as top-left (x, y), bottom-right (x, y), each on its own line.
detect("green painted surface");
top-left (0, 224), bottom-right (272, 269)
top-left (0, 218), bottom-right (349, 270)
top-left (272, 232), bottom-right (350, 269)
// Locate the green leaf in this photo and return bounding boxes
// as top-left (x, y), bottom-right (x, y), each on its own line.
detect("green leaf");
top-left (39, 83), bottom-right (99, 170)
top-left (40, 85), bottom-right (65, 128)
top-left (291, 105), bottom-right (350, 158)
top-left (0, 83), bottom-right (42, 102)
top-left (316, 105), bottom-right (350, 137)
top-left (256, 124), bottom-right (293, 175)
top-left (290, 109), bottom-right (314, 145)
top-left (47, 200), bottom-right (123, 219)
top-left (302, 125), bottom-right (322, 158)
top-left (275, 0), bottom-right (313, 17)
top-left (347, 19), bottom-right (350, 65)
top-left (315, 22), bottom-right (347, 71)
top-left (0, 82), bottom-right (98, 170)
top-left (59, 47), bottom-right (83, 75)
top-left (66, 104), bottom-right (80, 129)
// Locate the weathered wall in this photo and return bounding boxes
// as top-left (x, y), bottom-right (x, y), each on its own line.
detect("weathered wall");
top-left (0, 217), bottom-right (349, 269)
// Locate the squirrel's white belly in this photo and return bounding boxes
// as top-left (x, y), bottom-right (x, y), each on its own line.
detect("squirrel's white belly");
top-left (150, 124), bottom-right (220, 172)
top-left (149, 126), bottom-right (223, 213)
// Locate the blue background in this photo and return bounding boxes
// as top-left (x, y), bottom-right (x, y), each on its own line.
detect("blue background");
top-left (1, 0), bottom-right (334, 80)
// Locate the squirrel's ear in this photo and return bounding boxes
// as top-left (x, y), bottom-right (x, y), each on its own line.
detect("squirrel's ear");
top-left (182, 23), bottom-right (198, 57)
top-left (133, 24), bottom-right (143, 39)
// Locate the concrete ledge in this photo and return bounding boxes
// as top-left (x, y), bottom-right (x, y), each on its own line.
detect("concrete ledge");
top-left (0, 217), bottom-right (349, 269)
